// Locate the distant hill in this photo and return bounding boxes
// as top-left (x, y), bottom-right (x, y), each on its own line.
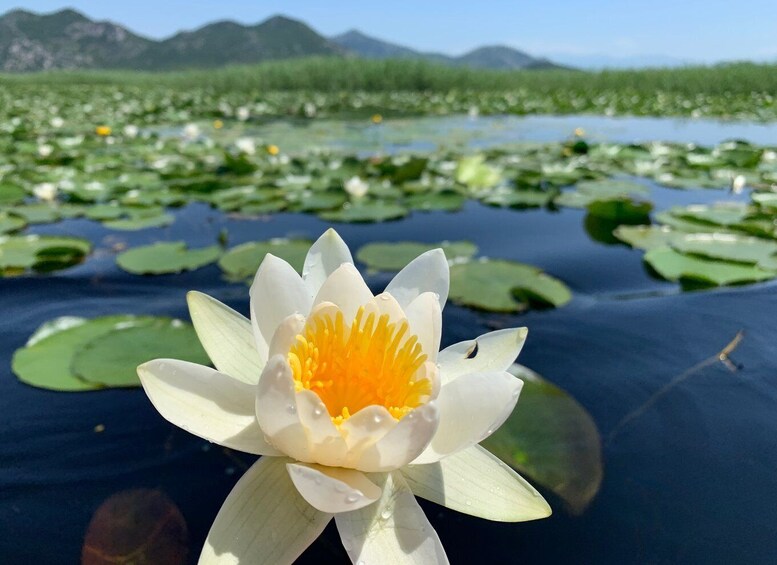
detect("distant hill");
top-left (331, 30), bottom-right (563, 70)
top-left (0, 8), bottom-right (563, 72)
top-left (0, 8), bottom-right (151, 71)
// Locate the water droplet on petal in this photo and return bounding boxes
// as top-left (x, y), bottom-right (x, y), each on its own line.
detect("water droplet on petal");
top-left (380, 509), bottom-right (392, 520)
top-left (345, 493), bottom-right (360, 504)
top-left (287, 404), bottom-right (297, 415)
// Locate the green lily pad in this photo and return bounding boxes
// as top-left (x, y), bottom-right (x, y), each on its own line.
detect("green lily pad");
top-left (318, 201), bottom-right (408, 223)
top-left (670, 233), bottom-right (777, 269)
top-left (103, 212), bottom-right (175, 231)
top-left (653, 210), bottom-right (731, 234)
top-left (116, 242), bottom-right (221, 275)
top-left (405, 191), bottom-right (465, 212)
top-left (12, 315), bottom-right (156, 391)
top-left (7, 204), bottom-right (61, 224)
top-left (482, 189), bottom-right (554, 209)
top-left (675, 203), bottom-right (752, 227)
top-left (456, 155), bottom-right (502, 189)
top-left (483, 364), bottom-right (603, 515)
top-left (72, 319), bottom-right (210, 388)
top-left (0, 212), bottom-right (26, 234)
top-left (613, 225), bottom-right (685, 250)
top-left (218, 239), bottom-right (312, 282)
top-left (356, 241), bottom-right (477, 272)
top-left (0, 235), bottom-right (91, 275)
top-left (644, 246), bottom-right (776, 287)
top-left (0, 183), bottom-right (26, 206)
top-left (289, 191), bottom-right (347, 212)
top-left (449, 259), bottom-right (572, 312)
top-left (586, 197), bottom-right (653, 221)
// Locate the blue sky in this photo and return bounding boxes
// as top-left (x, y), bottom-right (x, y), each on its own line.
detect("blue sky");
top-left (3, 0), bottom-right (776, 63)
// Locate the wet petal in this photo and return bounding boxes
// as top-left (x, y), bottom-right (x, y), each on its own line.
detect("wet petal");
top-left (404, 292), bottom-right (442, 364)
top-left (437, 327), bottom-right (528, 385)
top-left (287, 462), bottom-right (381, 513)
top-left (413, 371), bottom-right (522, 464)
top-left (295, 390), bottom-right (348, 467)
top-left (385, 248), bottom-right (449, 310)
top-left (335, 471), bottom-right (448, 564)
top-left (313, 263), bottom-right (374, 321)
top-left (138, 359), bottom-right (279, 455)
top-left (402, 444), bottom-right (551, 522)
top-left (200, 457), bottom-right (331, 564)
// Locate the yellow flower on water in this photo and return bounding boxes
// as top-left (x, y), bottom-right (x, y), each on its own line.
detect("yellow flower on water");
top-left (574, 127), bottom-right (585, 137)
top-left (213, 119), bottom-right (224, 129)
top-left (266, 144), bottom-right (280, 156)
top-left (371, 113), bottom-right (383, 124)
top-left (95, 125), bottom-right (112, 137)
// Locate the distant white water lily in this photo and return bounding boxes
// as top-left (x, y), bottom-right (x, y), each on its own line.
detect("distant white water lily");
top-left (182, 123), bottom-right (201, 140)
top-left (50, 116), bottom-right (64, 128)
top-left (37, 144), bottom-right (53, 158)
top-left (138, 229), bottom-right (550, 564)
top-left (235, 137), bottom-right (256, 155)
top-left (344, 176), bottom-right (369, 198)
top-left (32, 182), bottom-right (57, 202)
top-left (730, 174), bottom-right (746, 194)
top-left (236, 106), bottom-right (251, 121)
top-left (123, 124), bottom-right (139, 138)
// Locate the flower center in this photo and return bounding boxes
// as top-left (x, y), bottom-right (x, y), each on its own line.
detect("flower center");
top-left (287, 305), bottom-right (431, 425)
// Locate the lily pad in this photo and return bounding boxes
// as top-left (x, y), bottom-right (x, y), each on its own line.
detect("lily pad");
top-left (0, 212), bottom-right (26, 234)
top-left (456, 155), bottom-right (502, 189)
top-left (644, 246), bottom-right (776, 287)
top-left (613, 225), bottom-right (685, 250)
top-left (0, 235), bottom-right (91, 275)
top-left (670, 233), bottom-right (777, 269)
top-left (218, 239), bottom-right (312, 282)
top-left (72, 319), bottom-right (210, 388)
top-left (103, 212), bottom-right (175, 231)
top-left (12, 315), bottom-right (156, 391)
top-left (318, 201), bottom-right (408, 223)
top-left (449, 259), bottom-right (572, 312)
top-left (586, 197), bottom-right (653, 222)
top-left (116, 242), bottom-right (221, 275)
top-left (356, 241), bottom-right (477, 272)
top-left (405, 191), bottom-right (465, 212)
top-left (483, 364), bottom-right (603, 515)
top-left (482, 189), bottom-right (554, 209)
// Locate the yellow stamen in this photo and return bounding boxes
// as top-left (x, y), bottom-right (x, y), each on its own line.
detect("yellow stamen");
top-left (288, 306), bottom-right (431, 425)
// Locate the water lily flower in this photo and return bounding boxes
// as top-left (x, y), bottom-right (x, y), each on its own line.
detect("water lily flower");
top-left (32, 182), bottom-right (57, 202)
top-left (123, 124), bottom-right (139, 138)
top-left (137, 229), bottom-right (550, 564)
top-left (266, 144), bottom-right (280, 156)
top-left (730, 174), bottom-right (746, 194)
top-left (371, 113), bottom-right (383, 124)
top-left (235, 137), bottom-right (256, 155)
top-left (236, 106), bottom-right (251, 121)
top-left (344, 176), bottom-right (369, 199)
top-left (213, 119), bottom-right (224, 130)
top-left (183, 123), bottom-right (201, 140)
top-left (95, 125), bottom-right (112, 137)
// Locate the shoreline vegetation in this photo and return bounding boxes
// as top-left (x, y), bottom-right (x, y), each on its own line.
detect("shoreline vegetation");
top-left (0, 57), bottom-right (775, 121)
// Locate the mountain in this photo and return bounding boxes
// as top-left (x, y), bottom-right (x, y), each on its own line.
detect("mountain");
top-left (0, 8), bottom-right (151, 71)
top-left (138, 15), bottom-right (343, 70)
top-left (331, 30), bottom-right (563, 70)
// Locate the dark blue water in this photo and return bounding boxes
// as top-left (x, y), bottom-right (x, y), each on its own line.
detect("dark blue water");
top-left (1, 183), bottom-right (776, 563)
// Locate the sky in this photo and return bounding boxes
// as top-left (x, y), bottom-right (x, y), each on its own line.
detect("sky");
top-left (2, 0), bottom-right (776, 65)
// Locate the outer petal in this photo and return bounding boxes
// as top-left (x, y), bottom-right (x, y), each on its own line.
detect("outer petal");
top-left (187, 291), bottom-right (264, 384)
top-left (137, 359), bottom-right (280, 455)
top-left (286, 463), bottom-right (381, 513)
top-left (302, 228), bottom-right (353, 297)
top-left (385, 248), bottom-right (449, 310)
top-left (313, 263), bottom-right (374, 321)
top-left (250, 254), bottom-right (312, 352)
top-left (339, 405), bottom-right (397, 456)
top-left (353, 403), bottom-right (439, 472)
top-left (255, 355), bottom-right (311, 462)
top-left (413, 372), bottom-right (522, 464)
top-left (402, 444), bottom-right (551, 522)
top-left (335, 471), bottom-right (449, 565)
top-left (404, 291), bottom-right (442, 364)
top-left (437, 327), bottom-right (528, 386)
top-left (200, 457), bottom-right (332, 565)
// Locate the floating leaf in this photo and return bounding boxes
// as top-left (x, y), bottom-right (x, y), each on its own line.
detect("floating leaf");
top-left (482, 189), bottom-right (554, 209)
top-left (103, 212), bottom-right (175, 231)
top-left (116, 242), bottom-right (221, 275)
top-left (218, 239), bottom-right (312, 282)
top-left (82, 489), bottom-right (188, 565)
top-left (12, 315), bottom-right (155, 391)
top-left (586, 197), bottom-right (652, 222)
top-left (72, 319), bottom-right (210, 388)
top-left (318, 201), bottom-right (408, 223)
top-left (456, 155), bottom-right (502, 189)
top-left (356, 241), bottom-right (477, 272)
top-left (405, 191), bottom-right (465, 212)
top-left (644, 246), bottom-right (776, 287)
top-left (449, 259), bottom-right (572, 312)
top-left (613, 225), bottom-right (686, 250)
top-left (0, 211), bottom-right (26, 234)
top-left (483, 364), bottom-right (603, 515)
top-left (0, 235), bottom-right (91, 275)
top-left (670, 233), bottom-right (777, 269)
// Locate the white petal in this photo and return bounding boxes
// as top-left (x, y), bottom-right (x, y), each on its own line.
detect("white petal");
top-left (354, 403), bottom-right (438, 472)
top-left (295, 390), bottom-right (348, 467)
top-left (385, 248), bottom-right (449, 310)
top-left (313, 263), bottom-right (374, 321)
top-left (413, 372), bottom-right (522, 464)
top-left (302, 228), bottom-right (353, 297)
top-left (267, 313), bottom-right (306, 359)
top-left (372, 292), bottom-right (406, 323)
top-left (335, 471), bottom-right (448, 565)
top-left (250, 254), bottom-right (312, 351)
top-left (287, 463), bottom-right (381, 513)
top-left (404, 292), bottom-right (442, 364)
top-left (199, 457), bottom-right (331, 564)
top-left (402, 444), bottom-right (551, 522)
top-left (255, 355), bottom-right (311, 462)
top-left (437, 327), bottom-right (528, 385)
top-left (138, 359), bottom-right (280, 455)
top-left (339, 405), bottom-right (398, 460)
top-left (187, 291), bottom-right (264, 385)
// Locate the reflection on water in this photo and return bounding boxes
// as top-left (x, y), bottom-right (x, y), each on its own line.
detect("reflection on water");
top-left (1, 148), bottom-right (776, 563)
